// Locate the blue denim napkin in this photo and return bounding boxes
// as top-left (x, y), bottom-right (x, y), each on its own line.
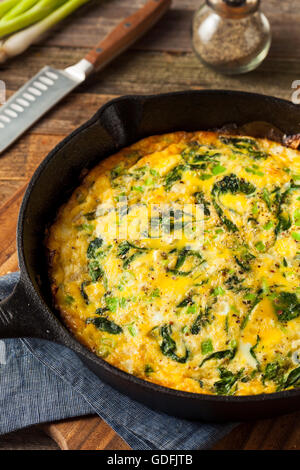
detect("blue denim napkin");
top-left (0, 272), bottom-right (236, 450)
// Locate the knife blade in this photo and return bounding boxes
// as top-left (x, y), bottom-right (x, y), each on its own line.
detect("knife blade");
top-left (0, 0), bottom-right (171, 154)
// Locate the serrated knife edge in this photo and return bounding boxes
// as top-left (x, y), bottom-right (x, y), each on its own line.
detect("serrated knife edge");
top-left (0, 0), bottom-right (171, 154)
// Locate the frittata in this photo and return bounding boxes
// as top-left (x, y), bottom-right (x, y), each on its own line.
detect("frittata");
top-left (46, 131), bottom-right (300, 396)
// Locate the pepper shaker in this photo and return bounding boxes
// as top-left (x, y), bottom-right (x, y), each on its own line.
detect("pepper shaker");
top-left (192, 0), bottom-right (271, 74)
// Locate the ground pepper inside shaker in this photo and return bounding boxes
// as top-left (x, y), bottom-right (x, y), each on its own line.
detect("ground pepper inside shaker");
top-left (192, 0), bottom-right (271, 75)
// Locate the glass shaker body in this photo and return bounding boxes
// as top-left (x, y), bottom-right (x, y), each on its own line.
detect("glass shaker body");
top-left (192, 1), bottom-right (271, 75)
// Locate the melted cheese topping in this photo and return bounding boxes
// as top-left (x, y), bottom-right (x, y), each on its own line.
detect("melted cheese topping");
top-left (47, 132), bottom-right (300, 396)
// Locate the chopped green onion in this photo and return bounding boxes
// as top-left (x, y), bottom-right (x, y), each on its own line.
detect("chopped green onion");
top-left (64, 294), bottom-right (74, 305)
top-left (150, 169), bottom-right (159, 177)
top-left (292, 232), bottom-right (300, 241)
top-left (212, 164), bottom-right (226, 175)
top-left (132, 186), bottom-right (144, 193)
top-left (252, 202), bottom-right (259, 215)
top-left (127, 323), bottom-right (137, 337)
top-left (244, 293), bottom-right (256, 301)
top-left (213, 286), bottom-right (225, 296)
top-left (262, 278), bottom-right (269, 295)
top-left (150, 288), bottom-right (160, 298)
top-left (201, 338), bottom-right (213, 355)
top-left (262, 188), bottom-right (271, 210)
top-left (294, 209), bottom-right (300, 227)
top-left (200, 173), bottom-right (212, 180)
top-left (105, 296), bottom-right (118, 313)
top-left (187, 304), bottom-right (197, 314)
top-left (255, 241), bottom-right (266, 252)
top-left (263, 221), bottom-right (274, 230)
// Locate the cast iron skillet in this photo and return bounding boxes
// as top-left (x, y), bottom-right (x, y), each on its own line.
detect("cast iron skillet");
top-left (0, 90), bottom-right (299, 422)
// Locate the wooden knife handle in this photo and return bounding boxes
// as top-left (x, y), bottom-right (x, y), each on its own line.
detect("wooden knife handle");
top-left (85, 0), bottom-right (171, 71)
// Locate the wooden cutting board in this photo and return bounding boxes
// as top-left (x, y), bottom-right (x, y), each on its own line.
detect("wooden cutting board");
top-left (0, 184), bottom-right (300, 450)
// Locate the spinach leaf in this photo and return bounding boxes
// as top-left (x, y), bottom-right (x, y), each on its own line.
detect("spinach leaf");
top-left (274, 186), bottom-right (292, 236)
top-left (167, 248), bottom-right (204, 276)
top-left (160, 324), bottom-right (189, 363)
top-left (199, 344), bottom-right (237, 367)
top-left (88, 260), bottom-right (104, 282)
top-left (273, 292), bottom-right (300, 323)
top-left (181, 142), bottom-right (220, 164)
top-left (283, 367), bottom-right (300, 389)
top-left (220, 136), bottom-right (268, 160)
top-left (151, 208), bottom-right (194, 234)
top-left (217, 212), bottom-right (238, 232)
top-left (129, 166), bottom-right (148, 181)
top-left (275, 213), bottom-right (292, 235)
top-left (250, 335), bottom-right (261, 368)
top-left (110, 164), bottom-right (125, 180)
top-left (87, 237), bottom-right (103, 259)
top-left (211, 174), bottom-right (255, 232)
top-left (145, 364), bottom-right (154, 376)
top-left (263, 362), bottom-right (280, 382)
top-left (177, 295), bottom-right (194, 309)
top-left (164, 165), bottom-right (186, 191)
top-left (80, 281), bottom-right (90, 304)
top-left (241, 292), bottom-right (262, 329)
top-left (213, 173), bottom-right (256, 196)
top-left (117, 240), bottom-right (131, 259)
top-left (262, 189), bottom-right (272, 210)
top-left (117, 241), bottom-right (148, 269)
top-left (225, 274), bottom-right (245, 292)
top-left (117, 241), bottom-right (147, 255)
top-left (86, 316), bottom-right (123, 334)
top-left (214, 367), bottom-right (244, 395)
top-left (181, 142), bottom-right (201, 160)
top-left (194, 191), bottom-right (211, 216)
top-left (123, 252), bottom-right (143, 269)
top-left (190, 306), bottom-right (213, 334)
top-left (95, 307), bottom-right (109, 315)
top-left (262, 361), bottom-right (285, 388)
top-left (234, 254), bottom-right (255, 272)
top-left (234, 245), bottom-right (256, 272)
top-left (84, 211), bottom-right (97, 220)
top-left (174, 249), bottom-right (190, 270)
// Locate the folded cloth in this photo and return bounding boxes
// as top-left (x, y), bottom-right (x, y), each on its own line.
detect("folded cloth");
top-left (0, 273), bottom-right (237, 450)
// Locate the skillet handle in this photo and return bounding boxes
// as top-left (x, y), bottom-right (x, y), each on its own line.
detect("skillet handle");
top-left (0, 279), bottom-right (53, 340)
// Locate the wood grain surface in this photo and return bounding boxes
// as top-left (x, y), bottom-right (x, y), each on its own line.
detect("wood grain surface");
top-left (0, 0), bottom-right (299, 451)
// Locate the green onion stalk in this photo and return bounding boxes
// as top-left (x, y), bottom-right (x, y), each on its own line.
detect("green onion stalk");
top-left (0, 0), bottom-right (20, 19)
top-left (0, 0), bottom-right (68, 37)
top-left (0, 0), bottom-right (91, 62)
top-left (1, 0), bottom-right (40, 22)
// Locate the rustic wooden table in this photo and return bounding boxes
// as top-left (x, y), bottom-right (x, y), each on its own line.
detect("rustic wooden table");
top-left (0, 0), bottom-right (299, 451)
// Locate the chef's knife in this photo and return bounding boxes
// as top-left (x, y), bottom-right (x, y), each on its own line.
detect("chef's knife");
top-left (0, 0), bottom-right (171, 154)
